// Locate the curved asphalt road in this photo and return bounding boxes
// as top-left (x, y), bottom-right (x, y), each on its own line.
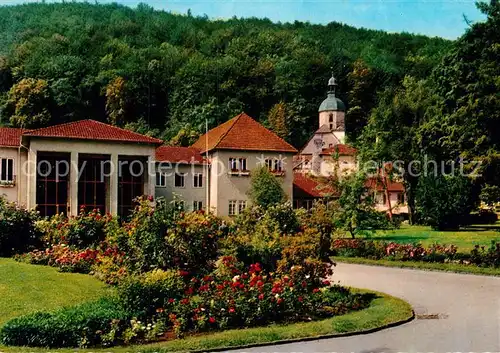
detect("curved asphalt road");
top-left (231, 263), bottom-right (500, 353)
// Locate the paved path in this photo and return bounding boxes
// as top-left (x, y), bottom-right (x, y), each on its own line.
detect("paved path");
top-left (231, 263), bottom-right (500, 353)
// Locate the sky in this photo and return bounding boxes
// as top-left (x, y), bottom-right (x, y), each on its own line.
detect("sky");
top-left (0, 0), bottom-right (486, 39)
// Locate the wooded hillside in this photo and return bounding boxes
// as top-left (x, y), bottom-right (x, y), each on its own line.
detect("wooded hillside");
top-left (0, 2), bottom-right (451, 146)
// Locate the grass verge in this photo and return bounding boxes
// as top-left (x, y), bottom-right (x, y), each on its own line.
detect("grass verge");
top-left (335, 256), bottom-right (500, 276)
top-left (0, 290), bottom-right (412, 353)
top-left (371, 224), bottom-right (500, 251)
top-left (0, 258), bottom-right (111, 326)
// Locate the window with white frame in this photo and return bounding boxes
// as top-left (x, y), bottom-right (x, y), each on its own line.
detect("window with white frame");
top-left (229, 158), bottom-right (238, 171)
top-left (273, 159), bottom-right (283, 172)
top-left (228, 200), bottom-right (237, 216)
top-left (238, 200), bottom-right (247, 214)
top-left (193, 173), bottom-right (203, 188)
top-left (0, 158), bottom-right (14, 182)
top-left (193, 200), bottom-right (203, 211)
top-left (156, 172), bottom-right (166, 187)
top-left (238, 158), bottom-right (247, 171)
top-left (174, 173), bottom-right (185, 188)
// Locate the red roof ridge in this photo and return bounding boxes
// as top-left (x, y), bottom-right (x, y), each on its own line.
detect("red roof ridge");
top-left (23, 119), bottom-right (163, 144)
top-left (212, 113), bottom-right (242, 150)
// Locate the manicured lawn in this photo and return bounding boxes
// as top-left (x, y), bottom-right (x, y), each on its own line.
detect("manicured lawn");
top-left (335, 256), bottom-right (500, 276)
top-left (0, 290), bottom-right (412, 353)
top-left (368, 224), bottom-right (500, 251)
top-left (0, 258), bottom-right (110, 326)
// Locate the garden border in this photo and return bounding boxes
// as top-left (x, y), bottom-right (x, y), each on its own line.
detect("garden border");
top-left (196, 312), bottom-right (415, 353)
top-left (334, 256), bottom-right (500, 277)
top-left (195, 313), bottom-right (415, 352)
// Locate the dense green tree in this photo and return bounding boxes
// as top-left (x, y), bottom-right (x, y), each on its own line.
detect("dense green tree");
top-left (422, 1), bottom-right (500, 200)
top-left (248, 167), bottom-right (286, 208)
top-left (4, 77), bottom-right (51, 128)
top-left (359, 76), bottom-right (440, 224)
top-left (331, 171), bottom-right (391, 238)
top-left (416, 174), bottom-right (476, 230)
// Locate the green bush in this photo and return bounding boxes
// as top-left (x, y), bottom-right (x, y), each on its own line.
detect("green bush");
top-left (118, 269), bottom-right (185, 317)
top-left (0, 198), bottom-right (41, 256)
top-left (0, 297), bottom-right (131, 348)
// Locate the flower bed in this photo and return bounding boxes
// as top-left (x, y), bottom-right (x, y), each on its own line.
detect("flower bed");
top-left (331, 238), bottom-right (500, 268)
top-left (0, 259), bottom-right (372, 348)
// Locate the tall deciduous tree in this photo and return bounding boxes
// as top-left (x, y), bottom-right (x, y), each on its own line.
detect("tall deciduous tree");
top-left (359, 76), bottom-right (440, 224)
top-left (267, 101), bottom-right (289, 140)
top-left (5, 78), bottom-right (51, 128)
top-left (105, 76), bottom-right (128, 126)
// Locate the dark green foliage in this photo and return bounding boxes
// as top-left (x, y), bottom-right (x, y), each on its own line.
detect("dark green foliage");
top-left (118, 269), bottom-right (185, 317)
top-left (248, 167), bottom-right (287, 208)
top-left (0, 198), bottom-right (41, 256)
top-left (0, 2), bottom-right (450, 146)
top-left (0, 297), bottom-right (130, 348)
top-left (416, 174), bottom-right (477, 230)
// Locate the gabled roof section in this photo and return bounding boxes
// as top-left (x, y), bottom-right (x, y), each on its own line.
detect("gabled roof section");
top-left (320, 144), bottom-right (357, 156)
top-left (155, 146), bottom-right (207, 165)
top-left (23, 120), bottom-right (163, 145)
top-left (293, 172), bottom-right (336, 198)
top-left (191, 112), bottom-right (297, 153)
top-left (0, 127), bottom-right (23, 147)
top-left (316, 124), bottom-right (332, 134)
top-left (366, 177), bottom-right (405, 192)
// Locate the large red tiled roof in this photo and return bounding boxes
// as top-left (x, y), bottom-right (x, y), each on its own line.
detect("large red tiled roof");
top-left (191, 113), bottom-right (297, 153)
top-left (23, 120), bottom-right (163, 144)
top-left (0, 127), bottom-right (23, 147)
top-left (155, 146), bottom-right (207, 164)
top-left (320, 144), bottom-right (357, 156)
top-left (365, 177), bottom-right (405, 192)
top-left (293, 172), bottom-right (335, 198)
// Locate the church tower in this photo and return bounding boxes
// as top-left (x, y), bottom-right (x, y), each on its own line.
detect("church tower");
top-left (318, 74), bottom-right (346, 143)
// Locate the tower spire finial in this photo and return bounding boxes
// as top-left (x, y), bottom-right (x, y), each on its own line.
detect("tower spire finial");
top-left (327, 68), bottom-right (337, 95)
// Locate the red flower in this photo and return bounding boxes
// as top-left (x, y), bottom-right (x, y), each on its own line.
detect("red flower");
top-left (180, 298), bottom-right (190, 305)
top-left (313, 288), bottom-right (320, 293)
top-left (209, 317), bottom-right (216, 323)
top-left (229, 308), bottom-right (235, 313)
top-left (322, 280), bottom-right (330, 286)
top-left (168, 298), bottom-right (175, 304)
top-left (298, 296), bottom-right (303, 302)
top-left (277, 297), bottom-right (283, 304)
top-left (258, 293), bottom-right (265, 300)
top-left (301, 281), bottom-right (307, 288)
top-left (179, 270), bottom-right (190, 277)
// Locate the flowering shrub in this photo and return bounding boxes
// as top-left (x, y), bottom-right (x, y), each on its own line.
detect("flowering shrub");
top-left (166, 211), bottom-right (226, 273)
top-left (470, 241), bottom-right (500, 268)
top-left (17, 243), bottom-right (126, 275)
top-left (0, 198), bottom-right (41, 256)
top-left (331, 238), bottom-right (500, 268)
top-left (36, 208), bottom-right (112, 249)
top-left (151, 258), bottom-right (365, 338)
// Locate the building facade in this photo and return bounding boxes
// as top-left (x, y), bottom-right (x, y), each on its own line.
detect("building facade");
top-left (0, 76), bottom-right (407, 218)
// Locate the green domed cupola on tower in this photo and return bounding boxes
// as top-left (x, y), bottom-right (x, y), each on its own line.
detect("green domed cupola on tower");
top-left (318, 73), bottom-right (346, 142)
top-left (318, 76), bottom-right (346, 112)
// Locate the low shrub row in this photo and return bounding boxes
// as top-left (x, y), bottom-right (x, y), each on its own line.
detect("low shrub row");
top-left (331, 238), bottom-right (500, 268)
